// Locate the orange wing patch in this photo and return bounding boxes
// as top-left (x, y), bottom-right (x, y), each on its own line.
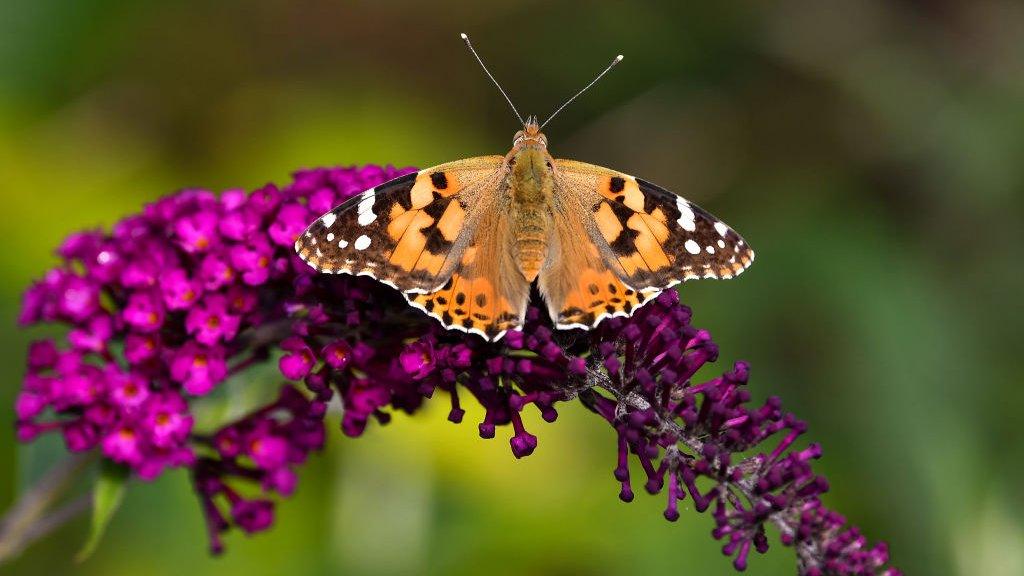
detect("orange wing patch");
top-left (405, 248), bottom-right (525, 340)
top-left (406, 274), bottom-right (523, 340)
top-left (549, 264), bottom-right (654, 329)
top-left (592, 197), bottom-right (673, 283)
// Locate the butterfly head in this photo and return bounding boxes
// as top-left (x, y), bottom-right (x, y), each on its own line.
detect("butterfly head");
top-left (513, 116), bottom-right (548, 149)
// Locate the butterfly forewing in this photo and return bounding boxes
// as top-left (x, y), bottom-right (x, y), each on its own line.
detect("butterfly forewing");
top-left (295, 156), bottom-right (503, 293)
top-left (553, 159), bottom-right (755, 291)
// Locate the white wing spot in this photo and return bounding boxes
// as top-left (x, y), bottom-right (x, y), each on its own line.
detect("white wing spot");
top-left (357, 211), bottom-right (376, 226)
top-left (676, 198), bottom-right (696, 232)
top-left (357, 189), bottom-right (377, 226)
top-left (706, 245), bottom-right (715, 254)
top-left (321, 212), bottom-right (337, 228)
top-left (354, 235), bottom-right (371, 250)
top-left (717, 239), bottom-right (725, 249)
top-left (338, 239), bottom-right (348, 249)
top-left (326, 233), bottom-right (334, 242)
top-left (714, 221), bottom-right (729, 237)
top-left (685, 239), bottom-right (701, 255)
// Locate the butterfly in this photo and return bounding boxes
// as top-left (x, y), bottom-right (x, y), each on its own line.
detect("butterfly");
top-left (294, 35), bottom-right (754, 341)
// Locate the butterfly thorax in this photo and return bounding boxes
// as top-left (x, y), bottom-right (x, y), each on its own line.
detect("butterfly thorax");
top-left (507, 139), bottom-right (555, 282)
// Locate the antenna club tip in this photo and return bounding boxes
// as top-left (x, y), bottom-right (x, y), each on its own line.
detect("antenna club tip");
top-left (460, 33), bottom-right (468, 40)
top-left (616, 54), bottom-right (624, 61)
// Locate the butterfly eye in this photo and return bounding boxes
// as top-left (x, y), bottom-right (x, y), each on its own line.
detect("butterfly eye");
top-left (512, 131), bottom-right (525, 145)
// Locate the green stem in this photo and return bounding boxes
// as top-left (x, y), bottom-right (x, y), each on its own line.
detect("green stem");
top-left (0, 453), bottom-right (96, 564)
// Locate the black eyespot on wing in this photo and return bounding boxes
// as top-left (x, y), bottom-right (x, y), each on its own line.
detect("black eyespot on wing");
top-left (418, 192), bottom-right (460, 255)
top-left (606, 200), bottom-right (639, 255)
top-left (430, 172), bottom-right (448, 190)
top-left (636, 177), bottom-right (677, 219)
top-left (421, 192), bottom-right (447, 219)
top-left (377, 171), bottom-right (417, 212)
top-left (423, 230), bottom-right (454, 255)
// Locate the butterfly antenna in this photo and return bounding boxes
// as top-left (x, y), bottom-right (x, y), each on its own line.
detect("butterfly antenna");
top-left (541, 54), bottom-right (623, 129)
top-left (460, 33), bottom-right (525, 125)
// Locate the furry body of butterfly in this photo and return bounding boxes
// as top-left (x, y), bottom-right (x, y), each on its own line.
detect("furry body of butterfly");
top-left (509, 142), bottom-right (555, 282)
top-left (295, 118), bottom-right (754, 341)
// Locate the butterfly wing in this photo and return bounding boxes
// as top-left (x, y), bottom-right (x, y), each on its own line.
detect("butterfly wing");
top-left (537, 200), bottom-right (658, 330)
top-left (405, 204), bottom-right (531, 340)
top-left (540, 159), bottom-right (754, 328)
top-left (296, 155), bottom-right (530, 340)
top-left (295, 156), bottom-right (503, 293)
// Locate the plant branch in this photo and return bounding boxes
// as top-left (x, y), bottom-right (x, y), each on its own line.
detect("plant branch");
top-left (0, 453), bottom-right (96, 564)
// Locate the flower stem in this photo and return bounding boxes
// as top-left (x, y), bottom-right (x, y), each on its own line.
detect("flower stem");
top-left (0, 453), bottom-right (96, 564)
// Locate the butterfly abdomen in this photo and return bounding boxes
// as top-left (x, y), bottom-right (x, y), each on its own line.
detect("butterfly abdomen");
top-left (509, 148), bottom-right (555, 282)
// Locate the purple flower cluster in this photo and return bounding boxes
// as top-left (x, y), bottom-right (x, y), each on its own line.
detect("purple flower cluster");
top-left (17, 164), bottom-right (410, 519)
top-left (192, 386), bottom-right (324, 553)
top-left (17, 164), bottom-right (898, 574)
top-left (576, 294), bottom-right (896, 574)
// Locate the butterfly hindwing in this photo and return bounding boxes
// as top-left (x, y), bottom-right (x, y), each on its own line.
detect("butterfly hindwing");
top-left (405, 200), bottom-right (531, 339)
top-left (538, 207), bottom-right (658, 330)
top-left (295, 156), bottom-right (503, 292)
top-left (553, 159), bottom-right (755, 291)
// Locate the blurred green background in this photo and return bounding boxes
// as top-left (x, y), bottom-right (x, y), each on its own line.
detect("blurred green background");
top-left (2, 1), bottom-right (1023, 574)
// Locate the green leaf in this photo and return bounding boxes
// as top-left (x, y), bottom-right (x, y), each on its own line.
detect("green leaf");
top-left (75, 460), bottom-right (129, 562)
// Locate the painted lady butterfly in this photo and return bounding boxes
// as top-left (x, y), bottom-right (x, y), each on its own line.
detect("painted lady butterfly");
top-left (295, 35), bottom-right (754, 341)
